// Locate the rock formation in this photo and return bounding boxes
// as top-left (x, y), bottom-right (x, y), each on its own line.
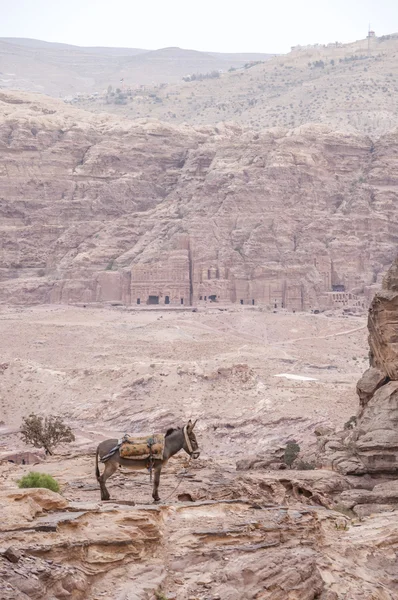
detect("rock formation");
top-left (2, 467), bottom-right (398, 599)
top-left (353, 258), bottom-right (398, 472)
top-left (1, 90), bottom-right (398, 309)
top-left (319, 257), bottom-right (398, 477)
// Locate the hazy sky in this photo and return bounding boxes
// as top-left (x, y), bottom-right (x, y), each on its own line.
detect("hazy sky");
top-left (1, 0), bottom-right (397, 53)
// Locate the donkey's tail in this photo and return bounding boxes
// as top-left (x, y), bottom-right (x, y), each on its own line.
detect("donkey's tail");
top-left (95, 446), bottom-right (101, 480)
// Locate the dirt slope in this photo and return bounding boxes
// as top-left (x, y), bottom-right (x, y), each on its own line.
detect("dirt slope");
top-left (0, 38), bottom-right (273, 96)
top-left (80, 33), bottom-right (398, 138)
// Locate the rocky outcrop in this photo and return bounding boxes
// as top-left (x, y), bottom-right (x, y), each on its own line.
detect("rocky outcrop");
top-left (356, 366), bottom-right (387, 409)
top-left (1, 91), bottom-right (398, 309)
top-left (352, 258), bottom-right (398, 473)
top-left (318, 258), bottom-right (398, 478)
top-left (2, 471), bottom-right (398, 599)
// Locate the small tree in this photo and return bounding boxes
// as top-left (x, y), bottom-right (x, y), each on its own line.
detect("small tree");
top-left (283, 440), bottom-right (300, 468)
top-left (20, 414), bottom-right (75, 455)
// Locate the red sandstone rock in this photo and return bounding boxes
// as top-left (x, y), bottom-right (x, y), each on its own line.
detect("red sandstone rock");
top-left (356, 367), bottom-right (387, 410)
top-left (0, 91), bottom-right (396, 310)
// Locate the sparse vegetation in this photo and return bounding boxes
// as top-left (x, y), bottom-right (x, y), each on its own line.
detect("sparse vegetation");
top-left (18, 471), bottom-right (60, 493)
top-left (295, 460), bottom-right (316, 470)
top-left (182, 70), bottom-right (220, 82)
top-left (243, 61), bottom-right (263, 69)
top-left (20, 414), bottom-right (75, 455)
top-left (155, 591), bottom-right (169, 600)
top-left (283, 441), bottom-right (300, 468)
top-left (114, 93), bottom-right (128, 105)
top-left (344, 415), bottom-right (357, 430)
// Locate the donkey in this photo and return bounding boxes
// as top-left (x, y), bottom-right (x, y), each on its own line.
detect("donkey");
top-left (95, 420), bottom-right (200, 502)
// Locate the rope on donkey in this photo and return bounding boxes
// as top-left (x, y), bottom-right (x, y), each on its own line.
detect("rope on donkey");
top-left (160, 456), bottom-right (192, 502)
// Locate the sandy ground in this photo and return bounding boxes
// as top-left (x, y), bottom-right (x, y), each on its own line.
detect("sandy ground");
top-left (5, 304), bottom-right (396, 600)
top-left (0, 304), bottom-right (367, 469)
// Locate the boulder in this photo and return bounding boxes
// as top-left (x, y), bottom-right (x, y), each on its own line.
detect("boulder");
top-left (356, 367), bottom-right (387, 410)
top-left (355, 381), bottom-right (398, 472)
top-left (368, 290), bottom-right (398, 379)
top-left (8, 488), bottom-right (68, 511)
top-left (339, 480), bottom-right (398, 512)
top-left (367, 258), bottom-right (398, 379)
top-left (331, 259), bottom-right (398, 475)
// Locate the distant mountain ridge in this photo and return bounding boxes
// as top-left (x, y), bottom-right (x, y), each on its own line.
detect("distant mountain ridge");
top-left (0, 37), bottom-right (149, 55)
top-left (0, 37), bottom-right (275, 96)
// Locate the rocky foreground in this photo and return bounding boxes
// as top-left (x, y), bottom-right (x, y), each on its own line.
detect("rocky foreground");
top-left (1, 298), bottom-right (398, 598)
top-left (2, 458), bottom-right (398, 599)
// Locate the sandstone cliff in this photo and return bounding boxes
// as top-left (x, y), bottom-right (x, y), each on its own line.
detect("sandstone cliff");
top-left (353, 258), bottom-right (398, 472)
top-left (1, 90), bottom-right (398, 308)
top-left (318, 258), bottom-right (398, 477)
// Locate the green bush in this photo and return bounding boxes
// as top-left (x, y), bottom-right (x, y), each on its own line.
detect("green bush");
top-left (296, 460), bottom-right (316, 470)
top-left (18, 472), bottom-right (60, 493)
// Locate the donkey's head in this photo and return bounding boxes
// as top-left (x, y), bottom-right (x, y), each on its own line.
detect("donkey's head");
top-left (182, 419), bottom-right (200, 459)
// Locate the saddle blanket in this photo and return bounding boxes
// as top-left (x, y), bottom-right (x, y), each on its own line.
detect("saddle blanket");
top-left (119, 433), bottom-right (165, 460)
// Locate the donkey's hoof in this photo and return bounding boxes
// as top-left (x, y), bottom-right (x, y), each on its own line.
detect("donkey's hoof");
top-left (153, 497), bottom-right (160, 503)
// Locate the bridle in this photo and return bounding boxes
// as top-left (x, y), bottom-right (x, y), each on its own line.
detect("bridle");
top-left (183, 425), bottom-right (200, 459)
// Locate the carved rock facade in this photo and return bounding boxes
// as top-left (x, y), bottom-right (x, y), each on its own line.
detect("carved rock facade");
top-left (1, 91), bottom-right (398, 309)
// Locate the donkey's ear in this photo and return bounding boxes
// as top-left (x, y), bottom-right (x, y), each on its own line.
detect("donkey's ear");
top-left (187, 419), bottom-right (197, 432)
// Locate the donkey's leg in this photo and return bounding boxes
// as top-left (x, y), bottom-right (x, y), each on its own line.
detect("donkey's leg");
top-left (99, 460), bottom-right (118, 501)
top-left (152, 465), bottom-right (162, 502)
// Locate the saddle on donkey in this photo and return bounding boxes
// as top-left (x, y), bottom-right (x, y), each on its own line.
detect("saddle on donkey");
top-left (119, 433), bottom-right (165, 460)
top-left (101, 433), bottom-right (165, 462)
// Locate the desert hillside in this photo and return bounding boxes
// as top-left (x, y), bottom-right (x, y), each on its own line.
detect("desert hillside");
top-left (0, 295), bottom-right (398, 599)
top-left (1, 90), bottom-right (397, 309)
top-left (78, 33), bottom-right (398, 138)
top-left (0, 37), bottom-right (273, 96)
top-left (0, 303), bottom-right (381, 599)
top-left (3, 26), bottom-right (398, 600)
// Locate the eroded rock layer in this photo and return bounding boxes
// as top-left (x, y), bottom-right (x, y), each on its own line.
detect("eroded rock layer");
top-left (318, 258), bottom-right (398, 476)
top-left (352, 259), bottom-right (398, 472)
top-left (1, 91), bottom-right (398, 308)
top-left (2, 469), bottom-right (398, 599)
